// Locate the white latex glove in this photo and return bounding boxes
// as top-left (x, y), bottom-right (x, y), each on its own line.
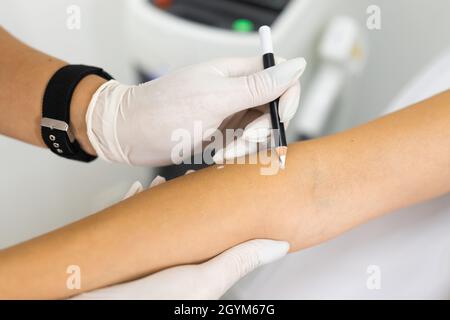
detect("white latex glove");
top-left (87, 57), bottom-right (306, 166)
top-left (72, 174), bottom-right (290, 300)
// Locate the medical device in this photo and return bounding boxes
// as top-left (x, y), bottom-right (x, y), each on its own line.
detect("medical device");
top-left (294, 16), bottom-right (367, 139)
top-left (125, 0), bottom-right (341, 82)
top-left (150, 0), bottom-right (290, 31)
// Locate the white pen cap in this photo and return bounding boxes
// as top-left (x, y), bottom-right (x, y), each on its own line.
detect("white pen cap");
top-left (259, 25), bottom-right (274, 55)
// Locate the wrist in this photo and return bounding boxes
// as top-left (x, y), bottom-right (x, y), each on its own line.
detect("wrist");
top-left (256, 141), bottom-right (321, 252)
top-left (70, 75), bottom-right (107, 156)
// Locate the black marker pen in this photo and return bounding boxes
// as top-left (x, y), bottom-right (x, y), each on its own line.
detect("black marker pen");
top-left (259, 25), bottom-right (288, 168)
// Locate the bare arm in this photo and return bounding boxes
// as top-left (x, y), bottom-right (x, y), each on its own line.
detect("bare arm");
top-left (0, 89), bottom-right (449, 299)
top-left (0, 26), bottom-right (102, 155)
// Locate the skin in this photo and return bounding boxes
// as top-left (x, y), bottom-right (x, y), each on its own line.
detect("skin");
top-left (0, 26), bottom-right (104, 155)
top-left (0, 27), bottom-right (449, 299)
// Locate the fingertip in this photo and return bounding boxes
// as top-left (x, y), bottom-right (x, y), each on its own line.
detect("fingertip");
top-left (243, 114), bottom-right (271, 142)
top-left (150, 175), bottom-right (166, 188)
top-left (293, 57), bottom-right (307, 78)
top-left (123, 181), bottom-right (144, 200)
top-left (224, 138), bottom-right (258, 160)
top-left (279, 82), bottom-right (301, 123)
top-left (212, 149), bottom-right (225, 164)
top-left (255, 240), bottom-right (290, 265)
top-left (279, 57), bottom-right (307, 81)
top-left (267, 57), bottom-right (306, 89)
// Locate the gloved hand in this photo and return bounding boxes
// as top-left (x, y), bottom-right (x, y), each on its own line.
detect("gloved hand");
top-left (72, 174), bottom-right (290, 300)
top-left (86, 57), bottom-right (306, 166)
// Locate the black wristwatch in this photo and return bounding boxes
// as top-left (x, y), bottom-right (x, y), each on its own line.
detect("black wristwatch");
top-left (40, 65), bottom-right (113, 162)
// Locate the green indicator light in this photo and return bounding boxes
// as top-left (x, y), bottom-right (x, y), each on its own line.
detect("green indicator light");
top-left (232, 19), bottom-right (255, 33)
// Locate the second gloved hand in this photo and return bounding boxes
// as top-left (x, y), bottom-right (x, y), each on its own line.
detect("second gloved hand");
top-left (86, 57), bottom-right (306, 166)
top-left (72, 174), bottom-right (290, 300)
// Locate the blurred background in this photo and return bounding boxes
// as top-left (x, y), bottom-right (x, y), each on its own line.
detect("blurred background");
top-left (0, 0), bottom-right (449, 298)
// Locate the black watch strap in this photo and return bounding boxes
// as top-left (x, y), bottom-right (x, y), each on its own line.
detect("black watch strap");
top-left (41, 65), bottom-right (113, 162)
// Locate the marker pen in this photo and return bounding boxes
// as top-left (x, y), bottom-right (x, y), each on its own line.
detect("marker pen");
top-left (259, 25), bottom-right (288, 168)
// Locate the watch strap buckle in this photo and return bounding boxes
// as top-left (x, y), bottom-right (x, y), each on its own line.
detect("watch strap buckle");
top-left (41, 117), bottom-right (75, 142)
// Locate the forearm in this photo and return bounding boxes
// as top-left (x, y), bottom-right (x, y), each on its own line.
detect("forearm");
top-left (298, 89), bottom-right (450, 244)
top-left (0, 27), bottom-right (103, 154)
top-left (0, 154), bottom-right (291, 299)
top-left (0, 91), bottom-right (449, 299)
